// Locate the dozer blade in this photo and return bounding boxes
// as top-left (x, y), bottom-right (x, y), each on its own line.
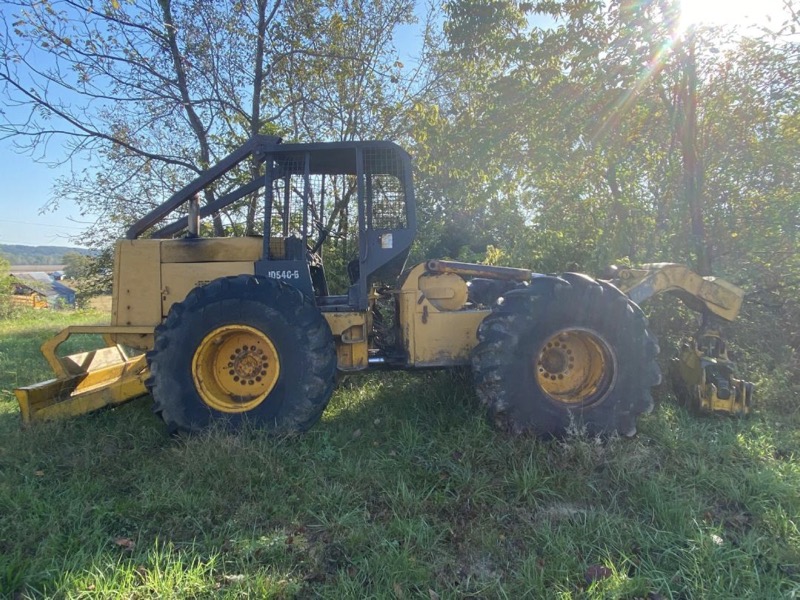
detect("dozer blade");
top-left (13, 326), bottom-right (152, 425)
top-left (15, 354), bottom-right (149, 425)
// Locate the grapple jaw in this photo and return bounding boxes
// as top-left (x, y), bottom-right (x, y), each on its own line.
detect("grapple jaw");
top-left (669, 330), bottom-right (755, 416)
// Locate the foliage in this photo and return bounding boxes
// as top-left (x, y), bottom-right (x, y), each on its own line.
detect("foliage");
top-left (2, 3), bottom-right (800, 592)
top-left (62, 249), bottom-right (112, 306)
top-left (412, 0), bottom-right (799, 279)
top-left (0, 0), bottom-right (438, 248)
top-left (405, 0), bottom-right (800, 390)
top-left (2, 0), bottom-right (798, 293)
top-left (0, 244), bottom-right (90, 266)
top-left (61, 251), bottom-right (91, 281)
top-left (0, 254), bottom-right (14, 319)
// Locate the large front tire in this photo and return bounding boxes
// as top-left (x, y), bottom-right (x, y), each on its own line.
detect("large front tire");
top-left (147, 275), bottom-right (336, 434)
top-left (471, 273), bottom-right (661, 437)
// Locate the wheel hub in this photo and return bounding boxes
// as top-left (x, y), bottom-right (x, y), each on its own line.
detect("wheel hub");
top-left (540, 346), bottom-right (570, 374)
top-left (534, 329), bottom-right (615, 407)
top-left (228, 345), bottom-right (269, 385)
top-left (192, 325), bottom-right (280, 413)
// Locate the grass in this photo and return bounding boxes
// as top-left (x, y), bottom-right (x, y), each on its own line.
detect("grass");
top-left (1, 308), bottom-right (799, 598)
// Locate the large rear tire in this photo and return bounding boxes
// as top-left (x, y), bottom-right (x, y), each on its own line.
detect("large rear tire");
top-left (147, 275), bottom-right (336, 434)
top-left (471, 273), bottom-right (661, 437)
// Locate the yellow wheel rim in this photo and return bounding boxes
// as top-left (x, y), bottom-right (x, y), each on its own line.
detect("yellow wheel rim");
top-left (534, 328), bottom-right (614, 406)
top-left (192, 325), bottom-right (280, 413)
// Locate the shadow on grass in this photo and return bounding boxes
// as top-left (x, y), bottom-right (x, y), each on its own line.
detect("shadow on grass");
top-left (0, 371), bottom-right (501, 597)
top-left (2, 369), bottom-right (799, 598)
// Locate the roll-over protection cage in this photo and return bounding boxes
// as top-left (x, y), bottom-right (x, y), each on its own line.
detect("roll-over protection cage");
top-left (126, 135), bottom-right (417, 311)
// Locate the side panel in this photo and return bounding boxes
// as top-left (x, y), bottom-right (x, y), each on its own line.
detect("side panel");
top-left (161, 262), bottom-right (255, 316)
top-left (324, 312), bottom-right (370, 371)
top-left (398, 263), bottom-right (488, 367)
top-left (111, 240), bottom-right (162, 349)
top-left (160, 237), bottom-right (264, 263)
top-left (111, 237), bottom-right (367, 370)
top-left (112, 238), bottom-right (262, 349)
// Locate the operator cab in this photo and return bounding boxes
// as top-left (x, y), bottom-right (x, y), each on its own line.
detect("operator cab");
top-left (126, 136), bottom-right (417, 311)
top-left (259, 141), bottom-right (416, 310)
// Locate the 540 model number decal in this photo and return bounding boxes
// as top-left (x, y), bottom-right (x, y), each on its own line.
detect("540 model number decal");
top-left (267, 270), bottom-right (301, 280)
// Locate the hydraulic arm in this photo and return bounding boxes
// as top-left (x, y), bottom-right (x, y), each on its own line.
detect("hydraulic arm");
top-left (609, 263), bottom-right (743, 322)
top-left (610, 264), bottom-right (753, 415)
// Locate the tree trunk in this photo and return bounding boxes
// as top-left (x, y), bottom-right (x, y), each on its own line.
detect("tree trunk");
top-left (246, 0), bottom-right (280, 236)
top-left (159, 0), bottom-right (223, 235)
top-left (682, 30), bottom-right (712, 275)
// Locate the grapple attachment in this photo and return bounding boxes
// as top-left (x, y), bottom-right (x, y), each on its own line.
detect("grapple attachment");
top-left (14, 326), bottom-right (151, 425)
top-left (669, 329), bottom-right (754, 416)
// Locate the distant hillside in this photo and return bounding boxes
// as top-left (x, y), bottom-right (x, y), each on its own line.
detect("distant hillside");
top-left (0, 244), bottom-right (92, 266)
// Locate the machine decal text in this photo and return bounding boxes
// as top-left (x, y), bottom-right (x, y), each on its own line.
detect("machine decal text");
top-left (267, 270), bottom-right (300, 280)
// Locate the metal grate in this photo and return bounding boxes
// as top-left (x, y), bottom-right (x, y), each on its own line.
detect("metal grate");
top-left (268, 237), bottom-right (286, 259)
top-left (364, 148), bottom-right (407, 230)
top-left (263, 146), bottom-right (407, 259)
top-left (269, 153), bottom-right (306, 240)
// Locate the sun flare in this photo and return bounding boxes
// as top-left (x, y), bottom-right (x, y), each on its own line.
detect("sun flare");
top-left (679, 0), bottom-right (787, 32)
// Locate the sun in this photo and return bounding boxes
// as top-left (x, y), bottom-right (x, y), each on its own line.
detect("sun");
top-left (679, 0), bottom-right (787, 31)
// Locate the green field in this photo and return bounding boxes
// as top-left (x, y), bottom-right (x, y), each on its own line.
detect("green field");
top-left (1, 309), bottom-right (799, 599)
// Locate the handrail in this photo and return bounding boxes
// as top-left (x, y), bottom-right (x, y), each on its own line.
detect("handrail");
top-left (152, 177), bottom-right (265, 239)
top-left (126, 135), bottom-right (282, 239)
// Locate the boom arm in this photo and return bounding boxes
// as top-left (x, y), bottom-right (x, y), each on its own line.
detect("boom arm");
top-left (610, 263), bottom-right (744, 322)
top-left (610, 263), bottom-right (752, 416)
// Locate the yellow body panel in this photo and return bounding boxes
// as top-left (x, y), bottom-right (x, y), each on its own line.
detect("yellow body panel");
top-left (111, 240), bottom-right (162, 349)
top-left (160, 236), bottom-right (264, 263)
top-left (107, 243), bottom-right (491, 373)
top-left (615, 263), bottom-right (744, 322)
top-left (112, 240), bottom-right (162, 327)
top-left (398, 263), bottom-right (487, 367)
top-left (111, 238), bottom-right (265, 348)
top-left (417, 272), bottom-right (468, 311)
top-left (324, 312), bottom-right (369, 371)
top-left (161, 262), bottom-right (255, 316)
top-left (108, 238), bottom-right (378, 373)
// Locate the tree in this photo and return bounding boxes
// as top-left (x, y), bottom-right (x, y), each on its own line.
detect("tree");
top-left (412, 0), bottom-right (800, 400)
top-left (0, 0), bottom-right (433, 247)
top-left (62, 251), bottom-right (91, 280)
top-left (413, 0), bottom-right (687, 271)
top-left (63, 249), bottom-right (111, 303)
top-left (0, 254), bottom-right (14, 319)
top-left (414, 0), bottom-right (800, 285)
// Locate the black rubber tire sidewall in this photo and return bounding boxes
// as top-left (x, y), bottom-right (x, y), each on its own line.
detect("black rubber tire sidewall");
top-left (472, 274), bottom-right (660, 437)
top-left (148, 275), bottom-right (336, 434)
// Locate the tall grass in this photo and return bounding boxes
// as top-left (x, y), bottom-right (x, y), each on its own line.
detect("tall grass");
top-left (1, 309), bottom-right (799, 598)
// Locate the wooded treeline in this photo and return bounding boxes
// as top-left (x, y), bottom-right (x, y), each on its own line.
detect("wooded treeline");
top-left (1, 0), bottom-right (798, 395)
top-left (0, 244), bottom-right (91, 266)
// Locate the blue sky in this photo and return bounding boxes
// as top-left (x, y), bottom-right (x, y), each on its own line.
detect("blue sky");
top-left (0, 140), bottom-right (90, 248)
